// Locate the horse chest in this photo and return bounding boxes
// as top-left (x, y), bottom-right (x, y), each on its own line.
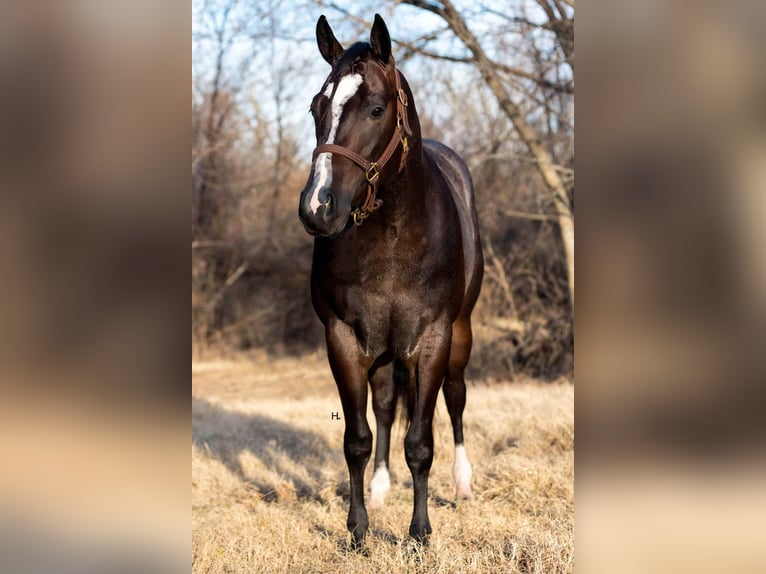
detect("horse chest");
top-left (343, 287), bottom-right (439, 356)
top-left (316, 243), bottom-right (456, 355)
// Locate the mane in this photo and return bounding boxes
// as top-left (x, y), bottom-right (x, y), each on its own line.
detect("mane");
top-left (330, 42), bottom-right (383, 80)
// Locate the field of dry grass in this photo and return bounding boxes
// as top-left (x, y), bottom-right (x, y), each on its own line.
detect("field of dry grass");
top-left (192, 354), bottom-right (573, 573)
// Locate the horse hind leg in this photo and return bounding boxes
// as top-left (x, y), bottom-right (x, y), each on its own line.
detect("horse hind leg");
top-left (369, 362), bottom-right (396, 509)
top-left (442, 316), bottom-right (474, 500)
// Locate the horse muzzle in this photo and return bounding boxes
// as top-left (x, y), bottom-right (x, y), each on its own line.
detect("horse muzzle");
top-left (298, 186), bottom-right (349, 238)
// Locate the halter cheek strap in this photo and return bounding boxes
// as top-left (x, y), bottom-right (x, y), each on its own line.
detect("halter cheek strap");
top-left (312, 66), bottom-right (414, 226)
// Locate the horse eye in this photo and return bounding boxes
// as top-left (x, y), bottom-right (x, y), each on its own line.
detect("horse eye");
top-left (371, 106), bottom-right (385, 118)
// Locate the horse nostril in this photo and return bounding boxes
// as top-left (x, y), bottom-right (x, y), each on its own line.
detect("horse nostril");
top-left (323, 191), bottom-right (335, 216)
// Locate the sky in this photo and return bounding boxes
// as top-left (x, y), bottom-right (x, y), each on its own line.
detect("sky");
top-left (192, 0), bottom-right (571, 156)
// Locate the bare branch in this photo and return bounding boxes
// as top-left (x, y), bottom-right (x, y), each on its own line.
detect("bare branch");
top-left (534, 0), bottom-right (556, 22)
top-left (551, 0), bottom-right (565, 15)
top-left (192, 240), bottom-right (233, 249)
top-left (394, 36), bottom-right (573, 94)
top-left (398, 0), bottom-right (445, 17)
top-left (533, 0), bottom-right (574, 71)
top-left (484, 238), bottom-right (518, 317)
top-left (504, 210), bottom-right (569, 222)
top-left (194, 260), bottom-right (250, 329)
top-left (401, 0), bottom-right (574, 306)
top-left (473, 152), bottom-right (573, 176)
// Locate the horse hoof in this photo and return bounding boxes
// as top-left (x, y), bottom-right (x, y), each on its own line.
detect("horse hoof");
top-left (408, 521), bottom-right (432, 545)
top-left (368, 495), bottom-right (385, 510)
top-left (347, 538), bottom-right (369, 555)
top-left (456, 488), bottom-right (474, 501)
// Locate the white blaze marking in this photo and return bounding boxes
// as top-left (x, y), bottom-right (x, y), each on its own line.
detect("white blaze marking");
top-left (453, 444), bottom-right (474, 500)
top-left (322, 82), bottom-right (334, 98)
top-left (308, 73), bottom-right (363, 214)
top-left (368, 463), bottom-right (390, 509)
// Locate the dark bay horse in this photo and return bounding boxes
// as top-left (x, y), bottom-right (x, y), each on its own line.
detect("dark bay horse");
top-left (298, 14), bottom-right (483, 547)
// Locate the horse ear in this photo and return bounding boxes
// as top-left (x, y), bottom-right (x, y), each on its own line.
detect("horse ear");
top-left (370, 13), bottom-right (391, 64)
top-left (316, 15), bottom-right (344, 65)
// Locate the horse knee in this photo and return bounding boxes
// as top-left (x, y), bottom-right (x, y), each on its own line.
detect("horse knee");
top-left (404, 431), bottom-right (433, 473)
top-left (344, 429), bottom-right (373, 466)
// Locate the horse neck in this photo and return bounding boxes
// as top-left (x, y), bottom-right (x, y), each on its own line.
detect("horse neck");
top-left (376, 78), bottom-right (427, 223)
top-left (376, 141), bottom-right (427, 228)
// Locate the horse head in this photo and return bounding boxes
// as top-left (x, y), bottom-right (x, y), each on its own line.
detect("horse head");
top-left (299, 14), bottom-right (413, 237)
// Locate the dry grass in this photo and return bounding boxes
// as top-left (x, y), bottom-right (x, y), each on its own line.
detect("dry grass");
top-left (192, 356), bottom-right (573, 573)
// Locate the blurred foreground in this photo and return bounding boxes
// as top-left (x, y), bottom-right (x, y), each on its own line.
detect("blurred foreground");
top-left (577, 1), bottom-right (766, 572)
top-left (0, 1), bottom-right (763, 573)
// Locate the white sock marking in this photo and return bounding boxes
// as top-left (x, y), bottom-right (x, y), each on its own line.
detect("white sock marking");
top-left (368, 463), bottom-right (390, 509)
top-left (308, 73), bottom-right (363, 214)
top-left (453, 444), bottom-right (474, 500)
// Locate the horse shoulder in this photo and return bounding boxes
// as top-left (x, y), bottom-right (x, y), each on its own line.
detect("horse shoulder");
top-left (422, 139), bottom-right (477, 218)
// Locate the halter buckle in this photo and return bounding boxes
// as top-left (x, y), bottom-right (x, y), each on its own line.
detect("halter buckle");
top-left (401, 136), bottom-right (409, 154)
top-left (397, 89), bottom-right (408, 107)
top-left (365, 163), bottom-right (380, 183)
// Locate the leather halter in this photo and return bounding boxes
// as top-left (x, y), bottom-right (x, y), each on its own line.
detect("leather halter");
top-left (311, 62), bottom-right (414, 226)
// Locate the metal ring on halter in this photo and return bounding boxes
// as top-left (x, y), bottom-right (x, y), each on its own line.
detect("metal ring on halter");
top-left (365, 163), bottom-right (380, 183)
top-left (352, 209), bottom-right (366, 226)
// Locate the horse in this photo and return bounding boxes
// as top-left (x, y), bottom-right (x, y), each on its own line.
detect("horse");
top-left (298, 14), bottom-right (483, 547)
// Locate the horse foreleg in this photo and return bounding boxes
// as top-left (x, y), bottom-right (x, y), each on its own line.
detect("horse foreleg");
top-left (404, 319), bottom-right (451, 544)
top-left (369, 362), bottom-right (395, 509)
top-left (326, 319), bottom-right (373, 549)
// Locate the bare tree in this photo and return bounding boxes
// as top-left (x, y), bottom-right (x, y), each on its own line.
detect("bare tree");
top-left (192, 2), bottom-right (574, 376)
top-left (400, 0), bottom-right (574, 308)
top-left (192, 0), bottom-right (311, 346)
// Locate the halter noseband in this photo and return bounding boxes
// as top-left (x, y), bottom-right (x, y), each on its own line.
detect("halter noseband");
top-left (312, 63), bottom-right (414, 226)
